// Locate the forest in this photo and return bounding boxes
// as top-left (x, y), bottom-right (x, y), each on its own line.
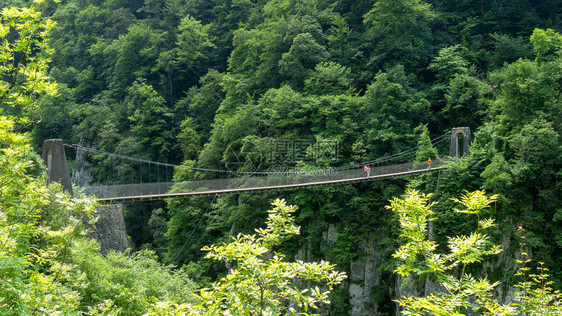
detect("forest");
top-left (1, 0), bottom-right (562, 314)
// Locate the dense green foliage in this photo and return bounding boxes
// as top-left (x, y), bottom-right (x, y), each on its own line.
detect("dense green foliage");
top-left (150, 199), bottom-right (347, 315)
top-left (390, 190), bottom-right (562, 315)
top-left (2, 0), bottom-right (562, 314)
top-left (0, 91), bottom-right (198, 316)
top-left (1, 5), bottom-right (198, 314)
top-left (0, 2), bottom-right (58, 130)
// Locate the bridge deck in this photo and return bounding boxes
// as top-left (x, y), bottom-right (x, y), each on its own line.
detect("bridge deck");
top-left (96, 166), bottom-right (444, 202)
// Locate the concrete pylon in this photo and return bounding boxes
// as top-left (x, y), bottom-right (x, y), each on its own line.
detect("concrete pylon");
top-left (449, 127), bottom-right (471, 158)
top-left (41, 139), bottom-right (130, 254)
top-left (42, 139), bottom-right (73, 195)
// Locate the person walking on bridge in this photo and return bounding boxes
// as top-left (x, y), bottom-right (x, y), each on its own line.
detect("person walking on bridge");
top-left (428, 158), bottom-right (432, 168)
top-left (364, 165), bottom-right (371, 177)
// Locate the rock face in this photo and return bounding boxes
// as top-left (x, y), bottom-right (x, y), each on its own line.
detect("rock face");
top-left (88, 204), bottom-right (130, 254)
top-left (349, 238), bottom-right (381, 316)
top-left (307, 224), bottom-right (385, 315)
top-left (69, 147), bottom-right (129, 254)
top-left (307, 221), bottom-right (520, 315)
top-left (70, 145), bottom-right (92, 188)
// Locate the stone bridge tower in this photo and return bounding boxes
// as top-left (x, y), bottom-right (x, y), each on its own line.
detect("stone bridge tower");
top-left (449, 127), bottom-right (471, 158)
top-left (42, 139), bottom-right (129, 254)
top-left (42, 139), bottom-right (74, 194)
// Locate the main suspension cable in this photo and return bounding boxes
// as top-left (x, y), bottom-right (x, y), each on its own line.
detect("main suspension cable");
top-left (64, 130), bottom-right (452, 176)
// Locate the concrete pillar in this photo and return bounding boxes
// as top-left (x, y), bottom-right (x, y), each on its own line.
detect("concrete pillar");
top-left (42, 139), bottom-right (73, 195)
top-left (41, 140), bottom-right (129, 254)
top-left (449, 127), bottom-right (471, 158)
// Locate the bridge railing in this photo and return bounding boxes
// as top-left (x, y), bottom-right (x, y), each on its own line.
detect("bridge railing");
top-left (82, 159), bottom-right (446, 200)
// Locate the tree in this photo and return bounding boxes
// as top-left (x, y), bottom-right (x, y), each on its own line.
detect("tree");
top-left (1, 4), bottom-right (199, 315)
top-left (488, 33), bottom-right (533, 67)
top-left (127, 78), bottom-right (175, 162)
top-left (326, 15), bottom-right (360, 69)
top-left (0, 4), bottom-right (58, 130)
top-left (153, 199), bottom-right (347, 315)
top-left (530, 28), bottom-right (562, 61)
top-left (227, 0), bottom-right (337, 94)
top-left (178, 69), bottom-right (225, 142)
top-left (31, 84), bottom-right (77, 149)
top-left (360, 65), bottom-right (431, 156)
top-left (389, 190), bottom-right (502, 314)
top-left (442, 73), bottom-right (490, 130)
top-left (428, 45), bottom-right (469, 84)
top-left (480, 30), bottom-right (562, 280)
top-left (174, 14), bottom-right (216, 85)
top-left (177, 117), bottom-right (202, 161)
top-left (413, 123), bottom-right (438, 162)
top-left (108, 22), bottom-right (160, 98)
top-left (279, 32), bottom-right (330, 89)
top-left (388, 189), bottom-right (562, 315)
top-left (363, 0), bottom-right (436, 70)
top-left (304, 61), bottom-right (352, 95)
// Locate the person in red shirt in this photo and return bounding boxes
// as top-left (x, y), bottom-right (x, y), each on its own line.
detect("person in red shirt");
top-left (364, 165), bottom-right (371, 177)
top-left (428, 158), bottom-right (432, 168)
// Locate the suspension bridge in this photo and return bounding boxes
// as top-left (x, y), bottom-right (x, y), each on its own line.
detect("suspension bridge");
top-left (42, 128), bottom-right (471, 202)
